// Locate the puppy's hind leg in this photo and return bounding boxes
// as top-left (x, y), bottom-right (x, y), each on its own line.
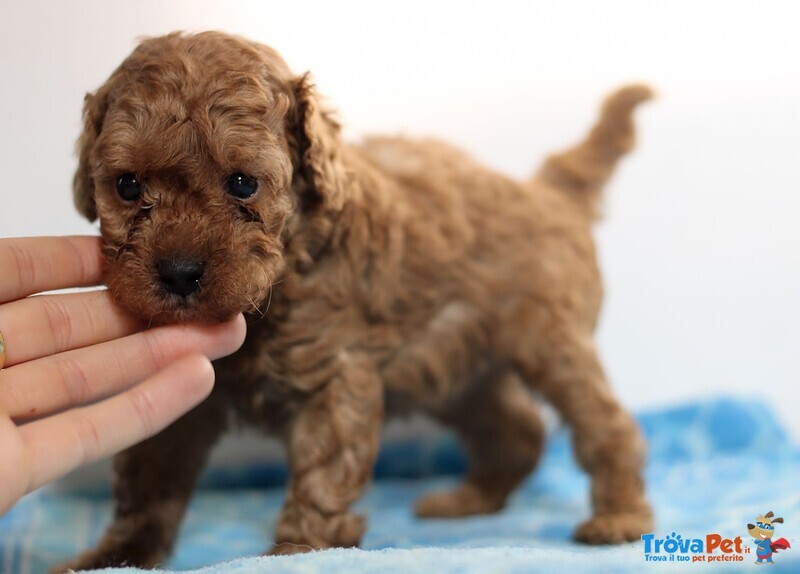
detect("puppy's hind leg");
top-left (415, 370), bottom-right (545, 518)
top-left (509, 325), bottom-right (652, 544)
top-left (51, 396), bottom-right (226, 573)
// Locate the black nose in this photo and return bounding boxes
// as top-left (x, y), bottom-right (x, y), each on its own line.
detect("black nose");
top-left (157, 258), bottom-right (204, 297)
top-left (747, 524), bottom-right (755, 530)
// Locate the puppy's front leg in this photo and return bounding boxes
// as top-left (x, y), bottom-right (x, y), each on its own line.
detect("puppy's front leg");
top-left (271, 353), bottom-right (382, 554)
top-left (52, 395), bottom-right (226, 572)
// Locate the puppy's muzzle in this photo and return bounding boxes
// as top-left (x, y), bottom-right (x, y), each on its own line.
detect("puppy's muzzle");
top-left (157, 257), bottom-right (205, 297)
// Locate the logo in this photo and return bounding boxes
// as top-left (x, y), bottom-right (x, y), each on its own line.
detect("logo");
top-left (641, 510), bottom-right (791, 566)
top-left (747, 511), bottom-right (791, 565)
top-left (641, 532), bottom-right (747, 564)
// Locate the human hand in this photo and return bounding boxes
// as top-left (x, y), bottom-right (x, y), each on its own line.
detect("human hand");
top-left (0, 236), bottom-right (246, 515)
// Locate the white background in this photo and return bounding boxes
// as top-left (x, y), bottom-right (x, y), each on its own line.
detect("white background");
top-left (1, 1), bottom-right (798, 439)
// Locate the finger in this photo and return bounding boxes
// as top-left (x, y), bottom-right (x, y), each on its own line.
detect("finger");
top-left (0, 314), bottom-right (246, 420)
top-left (19, 353), bottom-right (215, 493)
top-left (0, 414), bottom-right (29, 515)
top-left (0, 290), bottom-right (142, 367)
top-left (0, 236), bottom-right (104, 304)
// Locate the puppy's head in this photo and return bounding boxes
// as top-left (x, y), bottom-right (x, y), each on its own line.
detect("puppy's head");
top-left (74, 31), bottom-right (343, 323)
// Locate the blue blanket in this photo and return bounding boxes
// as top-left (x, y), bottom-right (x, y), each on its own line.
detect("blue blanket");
top-left (2, 398), bottom-right (798, 573)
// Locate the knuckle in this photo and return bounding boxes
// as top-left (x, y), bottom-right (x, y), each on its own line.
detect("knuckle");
top-left (72, 411), bottom-right (102, 464)
top-left (127, 385), bottom-right (158, 438)
top-left (57, 356), bottom-right (92, 406)
top-left (142, 330), bottom-right (171, 368)
top-left (66, 236), bottom-right (97, 286)
top-left (8, 243), bottom-right (37, 295)
top-left (40, 296), bottom-right (75, 352)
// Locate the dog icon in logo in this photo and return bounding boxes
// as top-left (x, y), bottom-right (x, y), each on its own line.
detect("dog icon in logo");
top-left (747, 511), bottom-right (791, 565)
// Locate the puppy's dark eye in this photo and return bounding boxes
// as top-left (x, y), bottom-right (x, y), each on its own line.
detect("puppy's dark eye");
top-left (116, 173), bottom-right (142, 201)
top-left (226, 173), bottom-right (258, 199)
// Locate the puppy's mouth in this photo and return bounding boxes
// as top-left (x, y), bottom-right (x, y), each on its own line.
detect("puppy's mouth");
top-left (106, 245), bottom-right (275, 325)
top-left (145, 291), bottom-right (237, 325)
top-left (144, 269), bottom-right (263, 325)
top-left (110, 267), bottom-right (244, 326)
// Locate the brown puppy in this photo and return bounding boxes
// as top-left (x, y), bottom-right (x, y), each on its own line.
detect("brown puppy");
top-left (57, 31), bottom-right (653, 571)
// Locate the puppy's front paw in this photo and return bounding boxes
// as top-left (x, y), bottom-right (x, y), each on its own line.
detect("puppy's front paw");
top-left (52, 549), bottom-right (148, 574)
top-left (574, 511), bottom-right (653, 544)
top-left (268, 542), bottom-right (316, 556)
top-left (52, 552), bottom-right (110, 574)
top-left (50, 521), bottom-right (168, 573)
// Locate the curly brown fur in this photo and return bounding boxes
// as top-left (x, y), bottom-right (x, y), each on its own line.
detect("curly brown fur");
top-left (55, 31), bottom-right (653, 571)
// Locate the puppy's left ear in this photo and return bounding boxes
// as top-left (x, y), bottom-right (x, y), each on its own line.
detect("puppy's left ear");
top-left (73, 88), bottom-right (109, 221)
top-left (288, 73), bottom-right (346, 212)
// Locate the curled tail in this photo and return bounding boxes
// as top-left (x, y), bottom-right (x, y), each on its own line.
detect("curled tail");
top-left (535, 84), bottom-right (653, 219)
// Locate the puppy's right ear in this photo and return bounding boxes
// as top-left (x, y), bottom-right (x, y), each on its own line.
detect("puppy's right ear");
top-left (73, 89), bottom-right (109, 222)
